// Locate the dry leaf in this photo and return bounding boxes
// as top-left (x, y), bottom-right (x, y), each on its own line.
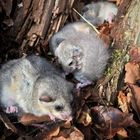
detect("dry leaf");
top-left (43, 127), bottom-right (60, 140)
top-left (124, 62), bottom-right (140, 84)
top-left (91, 106), bottom-right (136, 139)
top-left (116, 0), bottom-right (123, 5)
top-left (129, 84), bottom-right (140, 118)
top-left (108, 0), bottom-right (123, 6)
top-left (118, 91), bottom-right (129, 113)
top-left (52, 127), bottom-right (84, 140)
top-left (78, 111), bottom-right (92, 126)
top-left (19, 113), bottom-right (51, 125)
top-left (68, 127), bottom-right (84, 140)
top-left (129, 47), bottom-right (140, 63)
top-left (62, 121), bottom-right (71, 129)
top-left (117, 128), bottom-right (128, 138)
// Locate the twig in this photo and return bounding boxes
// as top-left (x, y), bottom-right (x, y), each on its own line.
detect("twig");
top-left (0, 111), bottom-right (17, 133)
top-left (73, 8), bottom-right (100, 34)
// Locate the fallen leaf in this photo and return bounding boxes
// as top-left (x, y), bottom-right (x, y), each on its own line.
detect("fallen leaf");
top-left (129, 84), bottom-right (140, 118)
top-left (99, 23), bottom-right (111, 35)
top-left (19, 113), bottom-right (51, 125)
top-left (62, 121), bottom-right (71, 129)
top-left (118, 91), bottom-right (129, 113)
top-left (91, 106), bottom-right (136, 139)
top-left (43, 127), bottom-right (60, 140)
top-left (117, 128), bottom-right (128, 138)
top-left (129, 47), bottom-right (140, 63)
top-left (116, 0), bottom-right (123, 5)
top-left (78, 111), bottom-right (92, 126)
top-left (108, 0), bottom-right (123, 6)
top-left (68, 127), bottom-right (84, 140)
top-left (124, 62), bottom-right (140, 84)
top-left (52, 127), bottom-right (84, 140)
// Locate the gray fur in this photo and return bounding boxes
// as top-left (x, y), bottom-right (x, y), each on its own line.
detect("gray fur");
top-left (55, 33), bottom-right (109, 84)
top-left (0, 55), bottom-right (73, 120)
top-left (49, 22), bottom-right (109, 87)
top-left (81, 1), bottom-right (118, 25)
top-left (49, 22), bottom-right (96, 53)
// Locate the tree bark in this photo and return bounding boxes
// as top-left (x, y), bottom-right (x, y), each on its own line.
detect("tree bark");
top-left (103, 0), bottom-right (140, 103)
top-left (0, 0), bottom-right (75, 60)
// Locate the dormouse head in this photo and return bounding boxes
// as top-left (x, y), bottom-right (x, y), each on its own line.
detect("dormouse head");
top-left (82, 2), bottom-right (100, 17)
top-left (32, 75), bottom-right (74, 121)
top-left (55, 40), bottom-right (83, 73)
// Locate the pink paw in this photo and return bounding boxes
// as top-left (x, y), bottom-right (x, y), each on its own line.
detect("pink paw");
top-left (6, 106), bottom-right (18, 113)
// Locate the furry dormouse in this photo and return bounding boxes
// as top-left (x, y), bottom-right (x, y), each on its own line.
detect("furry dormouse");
top-left (81, 1), bottom-right (118, 25)
top-left (49, 22), bottom-right (109, 88)
top-left (54, 33), bottom-right (109, 88)
top-left (0, 55), bottom-right (73, 121)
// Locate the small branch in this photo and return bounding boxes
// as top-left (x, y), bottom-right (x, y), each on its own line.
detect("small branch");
top-left (73, 8), bottom-right (100, 35)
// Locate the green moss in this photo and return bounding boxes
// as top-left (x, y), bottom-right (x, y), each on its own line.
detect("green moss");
top-left (104, 49), bottom-right (130, 76)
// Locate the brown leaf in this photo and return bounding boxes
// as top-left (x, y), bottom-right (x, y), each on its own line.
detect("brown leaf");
top-left (68, 127), bottom-right (84, 140)
top-left (99, 23), bottom-right (111, 35)
top-left (117, 128), bottom-right (128, 138)
top-left (91, 106), bottom-right (136, 139)
top-left (78, 111), bottom-right (92, 126)
top-left (62, 121), bottom-right (71, 129)
top-left (124, 62), bottom-right (140, 84)
top-left (118, 91), bottom-right (129, 113)
top-left (51, 127), bottom-right (84, 140)
top-left (108, 0), bottom-right (123, 5)
top-left (43, 127), bottom-right (60, 140)
top-left (129, 47), bottom-right (140, 63)
top-left (19, 113), bottom-right (51, 125)
top-left (129, 84), bottom-right (140, 118)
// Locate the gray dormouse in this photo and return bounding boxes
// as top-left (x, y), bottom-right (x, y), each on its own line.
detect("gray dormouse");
top-left (81, 1), bottom-right (118, 26)
top-left (49, 22), bottom-right (95, 53)
top-left (49, 22), bottom-right (109, 89)
top-left (0, 55), bottom-right (73, 121)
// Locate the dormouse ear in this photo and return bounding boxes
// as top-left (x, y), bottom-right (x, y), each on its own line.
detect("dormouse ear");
top-left (22, 59), bottom-right (38, 80)
top-left (72, 47), bottom-right (82, 57)
top-left (56, 38), bottom-right (65, 46)
top-left (82, 6), bottom-right (89, 13)
top-left (39, 95), bottom-right (53, 102)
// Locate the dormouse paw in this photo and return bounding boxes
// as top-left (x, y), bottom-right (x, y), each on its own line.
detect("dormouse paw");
top-left (76, 81), bottom-right (92, 89)
top-left (6, 106), bottom-right (18, 114)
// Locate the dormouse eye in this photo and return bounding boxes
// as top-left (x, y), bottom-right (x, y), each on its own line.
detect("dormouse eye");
top-left (39, 95), bottom-right (53, 102)
top-left (68, 61), bottom-right (73, 66)
top-left (55, 105), bottom-right (64, 112)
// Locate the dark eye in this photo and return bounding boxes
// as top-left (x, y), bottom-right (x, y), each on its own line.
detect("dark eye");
top-left (82, 7), bottom-right (89, 13)
top-left (55, 105), bottom-right (64, 111)
top-left (68, 61), bottom-right (73, 66)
